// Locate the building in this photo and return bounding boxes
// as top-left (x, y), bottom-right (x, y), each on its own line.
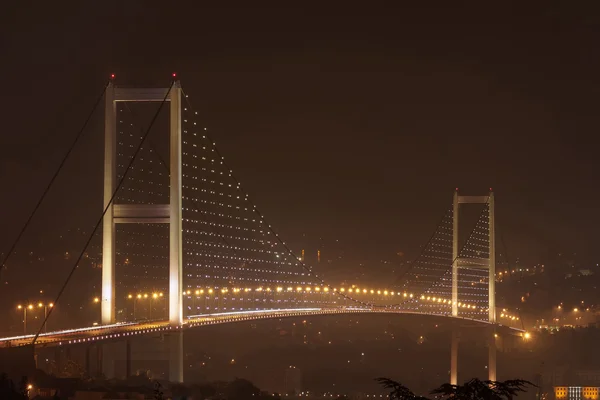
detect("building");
top-left (554, 386), bottom-right (599, 400)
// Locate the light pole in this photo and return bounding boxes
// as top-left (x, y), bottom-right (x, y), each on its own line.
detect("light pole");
top-left (136, 294), bottom-right (142, 319)
top-left (149, 292), bottom-right (164, 320)
top-left (127, 294), bottom-right (137, 321)
top-left (151, 293), bottom-right (158, 319)
top-left (38, 302), bottom-right (53, 333)
top-left (17, 304), bottom-right (34, 335)
top-left (93, 297), bottom-right (100, 324)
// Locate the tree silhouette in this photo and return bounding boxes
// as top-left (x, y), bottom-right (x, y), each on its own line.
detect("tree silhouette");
top-left (190, 383), bottom-right (217, 400)
top-left (376, 377), bottom-right (533, 400)
top-left (376, 378), bottom-right (430, 400)
top-left (153, 380), bottom-right (164, 400)
top-left (226, 378), bottom-right (261, 400)
top-left (0, 374), bottom-right (27, 400)
top-left (431, 379), bottom-right (533, 400)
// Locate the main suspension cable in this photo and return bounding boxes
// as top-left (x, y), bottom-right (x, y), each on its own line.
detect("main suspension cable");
top-left (0, 81), bottom-right (110, 279)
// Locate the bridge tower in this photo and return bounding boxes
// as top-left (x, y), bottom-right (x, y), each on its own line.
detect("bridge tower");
top-left (450, 190), bottom-right (496, 384)
top-left (101, 81), bottom-right (183, 327)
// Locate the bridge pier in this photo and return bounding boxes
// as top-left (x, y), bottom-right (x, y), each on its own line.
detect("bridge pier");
top-left (450, 326), bottom-right (459, 385)
top-left (488, 327), bottom-right (497, 381)
top-left (53, 347), bottom-right (61, 372)
top-left (449, 324), bottom-right (499, 384)
top-left (83, 344), bottom-right (104, 378)
top-left (97, 331), bottom-right (183, 382)
top-left (101, 342), bottom-right (120, 380)
top-left (85, 346), bottom-right (90, 376)
top-left (126, 340), bottom-right (132, 379)
top-left (96, 344), bottom-right (103, 377)
top-left (169, 330), bottom-right (184, 383)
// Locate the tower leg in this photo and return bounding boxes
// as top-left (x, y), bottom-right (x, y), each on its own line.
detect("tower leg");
top-left (488, 328), bottom-right (497, 381)
top-left (96, 345), bottom-right (103, 378)
top-left (102, 83), bottom-right (116, 325)
top-left (451, 327), bottom-right (459, 385)
top-left (53, 347), bottom-right (61, 374)
top-left (488, 192), bottom-right (497, 381)
top-left (488, 191), bottom-right (496, 323)
top-left (126, 340), bottom-right (132, 378)
top-left (169, 330), bottom-right (184, 383)
top-left (85, 346), bottom-right (91, 377)
top-left (169, 84), bottom-right (183, 326)
top-left (101, 343), bottom-right (116, 380)
top-left (452, 191), bottom-right (459, 317)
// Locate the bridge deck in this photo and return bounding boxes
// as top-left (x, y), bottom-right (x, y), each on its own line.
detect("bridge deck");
top-left (0, 308), bottom-right (524, 348)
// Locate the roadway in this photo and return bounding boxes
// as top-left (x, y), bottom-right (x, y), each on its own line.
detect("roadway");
top-left (0, 307), bottom-right (525, 348)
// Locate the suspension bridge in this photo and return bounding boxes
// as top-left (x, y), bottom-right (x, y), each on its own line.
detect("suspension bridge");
top-left (0, 76), bottom-right (524, 384)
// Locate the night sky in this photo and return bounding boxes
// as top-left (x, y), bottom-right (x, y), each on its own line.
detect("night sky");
top-left (1, 1), bottom-right (600, 285)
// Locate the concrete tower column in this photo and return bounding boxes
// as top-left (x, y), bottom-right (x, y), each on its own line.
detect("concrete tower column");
top-left (452, 190), bottom-right (459, 317)
top-left (488, 191), bottom-right (496, 322)
top-left (169, 330), bottom-right (184, 383)
top-left (488, 191), bottom-right (497, 381)
top-left (169, 84), bottom-right (183, 326)
top-left (102, 83), bottom-right (116, 325)
top-left (450, 326), bottom-right (459, 385)
top-left (488, 328), bottom-right (497, 381)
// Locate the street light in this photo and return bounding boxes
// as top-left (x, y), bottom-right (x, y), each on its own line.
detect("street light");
top-left (127, 294), bottom-right (138, 320)
top-left (128, 292), bottom-right (164, 320)
top-left (38, 302), bottom-right (53, 333)
top-left (17, 304), bottom-right (35, 334)
top-left (150, 293), bottom-right (159, 319)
